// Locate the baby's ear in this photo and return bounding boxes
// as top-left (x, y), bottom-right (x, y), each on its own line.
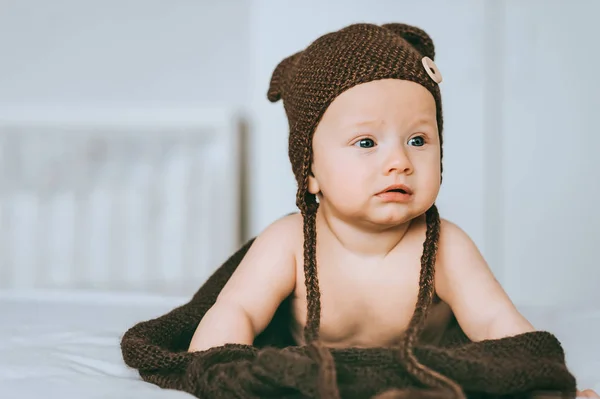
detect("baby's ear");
top-left (307, 170), bottom-right (320, 195)
top-left (382, 23), bottom-right (436, 60)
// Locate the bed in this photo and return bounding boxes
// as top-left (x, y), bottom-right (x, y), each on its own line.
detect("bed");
top-left (0, 289), bottom-right (598, 398)
top-left (0, 289), bottom-right (193, 398)
top-left (0, 109), bottom-right (597, 397)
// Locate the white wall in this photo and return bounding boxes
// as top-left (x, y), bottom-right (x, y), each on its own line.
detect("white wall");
top-left (0, 0), bottom-right (598, 307)
top-left (0, 0), bottom-right (251, 108)
top-left (500, 0), bottom-right (600, 306)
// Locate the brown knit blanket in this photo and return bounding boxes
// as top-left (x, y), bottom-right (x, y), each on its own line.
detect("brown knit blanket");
top-left (120, 238), bottom-right (578, 399)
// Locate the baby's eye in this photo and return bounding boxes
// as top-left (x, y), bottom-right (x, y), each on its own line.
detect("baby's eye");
top-left (408, 136), bottom-right (425, 147)
top-left (355, 138), bottom-right (376, 148)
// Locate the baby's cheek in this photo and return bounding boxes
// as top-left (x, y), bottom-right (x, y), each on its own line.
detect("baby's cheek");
top-left (331, 165), bottom-right (364, 188)
top-left (422, 168), bottom-right (442, 191)
top-left (417, 177), bottom-right (441, 208)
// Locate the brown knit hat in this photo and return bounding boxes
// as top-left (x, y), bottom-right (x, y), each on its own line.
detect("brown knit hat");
top-left (267, 23), bottom-right (463, 399)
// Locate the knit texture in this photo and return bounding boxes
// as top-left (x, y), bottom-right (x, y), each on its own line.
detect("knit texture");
top-left (120, 236), bottom-right (578, 398)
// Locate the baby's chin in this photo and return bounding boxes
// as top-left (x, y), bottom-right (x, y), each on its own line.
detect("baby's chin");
top-left (345, 207), bottom-right (427, 231)
top-left (363, 211), bottom-right (422, 229)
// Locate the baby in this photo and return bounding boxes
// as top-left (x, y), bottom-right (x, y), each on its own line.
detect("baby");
top-left (189, 23), bottom-right (598, 398)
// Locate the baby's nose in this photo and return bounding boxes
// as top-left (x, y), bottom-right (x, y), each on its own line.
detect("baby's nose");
top-left (385, 147), bottom-right (413, 175)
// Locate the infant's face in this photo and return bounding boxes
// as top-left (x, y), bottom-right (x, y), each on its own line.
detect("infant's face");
top-left (309, 78), bottom-right (441, 227)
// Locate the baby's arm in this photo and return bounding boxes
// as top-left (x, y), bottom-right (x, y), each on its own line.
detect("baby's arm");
top-left (434, 222), bottom-right (600, 398)
top-left (434, 219), bottom-right (534, 342)
top-left (188, 215), bottom-right (297, 352)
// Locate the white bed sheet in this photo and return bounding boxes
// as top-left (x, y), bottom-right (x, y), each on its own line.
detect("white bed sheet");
top-left (0, 290), bottom-right (598, 398)
top-left (0, 290), bottom-right (194, 399)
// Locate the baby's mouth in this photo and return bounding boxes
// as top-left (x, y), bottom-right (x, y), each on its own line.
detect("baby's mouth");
top-left (379, 184), bottom-right (413, 196)
top-left (387, 188), bottom-right (409, 194)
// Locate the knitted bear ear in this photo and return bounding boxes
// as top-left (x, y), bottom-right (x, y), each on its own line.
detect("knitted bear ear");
top-left (267, 51), bottom-right (302, 103)
top-left (382, 23), bottom-right (436, 60)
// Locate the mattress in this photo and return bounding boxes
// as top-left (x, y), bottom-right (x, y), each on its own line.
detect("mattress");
top-left (0, 289), bottom-right (598, 398)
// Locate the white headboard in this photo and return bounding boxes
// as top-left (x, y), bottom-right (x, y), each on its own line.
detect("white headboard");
top-left (0, 107), bottom-right (242, 296)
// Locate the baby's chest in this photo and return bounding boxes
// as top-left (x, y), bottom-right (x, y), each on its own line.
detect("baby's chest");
top-left (293, 259), bottom-right (422, 346)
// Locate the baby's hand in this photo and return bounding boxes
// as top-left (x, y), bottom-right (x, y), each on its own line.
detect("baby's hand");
top-left (577, 389), bottom-right (600, 398)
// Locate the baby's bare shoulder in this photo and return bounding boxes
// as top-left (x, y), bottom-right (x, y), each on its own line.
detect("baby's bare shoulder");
top-left (437, 218), bottom-right (479, 256)
top-left (215, 213), bottom-right (301, 327)
top-left (434, 216), bottom-right (500, 302)
top-left (275, 212), bottom-right (303, 229)
top-left (249, 212), bottom-right (302, 260)
top-left (266, 212), bottom-right (303, 243)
